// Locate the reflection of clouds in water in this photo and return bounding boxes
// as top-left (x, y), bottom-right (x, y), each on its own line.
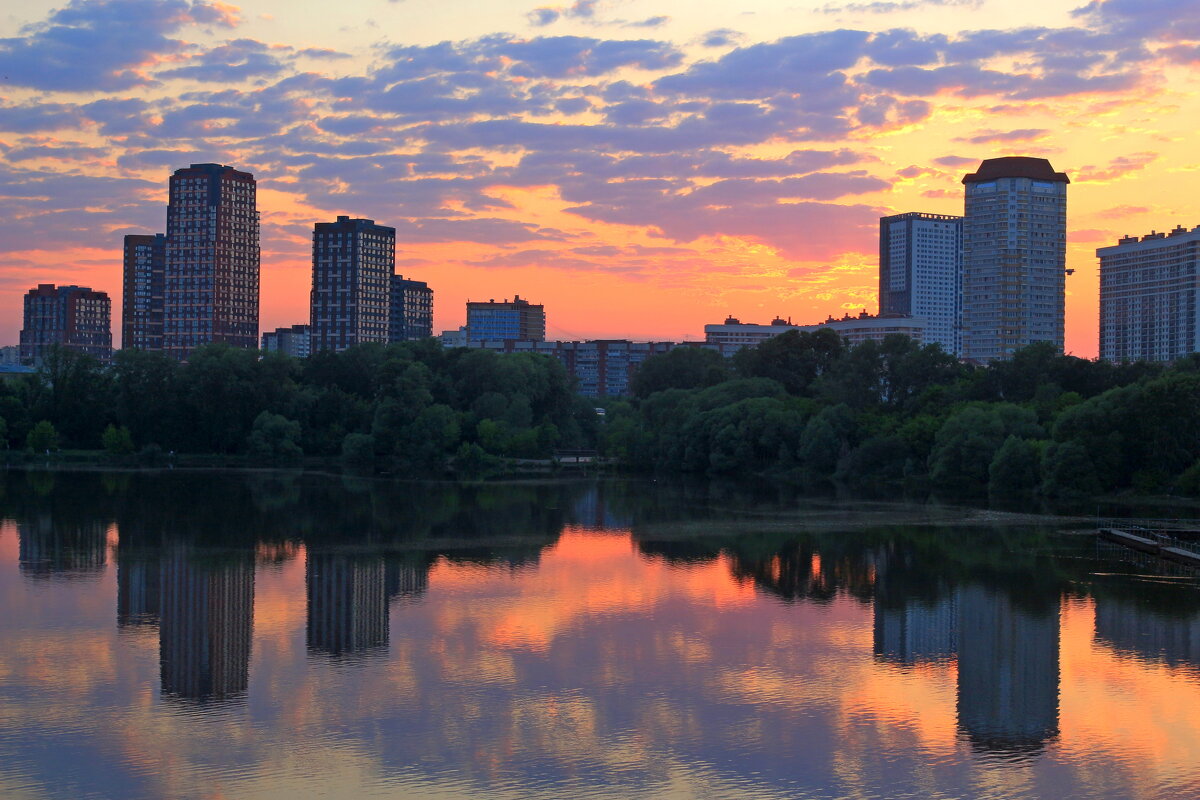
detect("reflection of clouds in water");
top-left (3, 477), bottom-right (1200, 798)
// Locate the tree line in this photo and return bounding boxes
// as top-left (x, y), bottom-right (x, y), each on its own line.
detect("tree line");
top-left (3, 331), bottom-right (1195, 500)
top-left (0, 341), bottom-right (598, 473)
top-left (601, 330), bottom-right (1187, 500)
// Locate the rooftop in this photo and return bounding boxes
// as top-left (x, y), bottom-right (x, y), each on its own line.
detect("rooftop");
top-left (962, 157), bottom-right (1070, 185)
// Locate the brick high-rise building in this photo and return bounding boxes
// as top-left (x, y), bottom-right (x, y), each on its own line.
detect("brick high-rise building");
top-left (164, 163), bottom-right (260, 361)
top-left (310, 216), bottom-right (395, 353)
top-left (389, 276), bottom-right (434, 342)
top-left (961, 157), bottom-right (1069, 363)
top-left (19, 284), bottom-right (112, 364)
top-left (880, 212), bottom-right (962, 356)
top-left (122, 233), bottom-right (166, 351)
top-left (1098, 225), bottom-right (1200, 362)
top-left (466, 295), bottom-right (545, 342)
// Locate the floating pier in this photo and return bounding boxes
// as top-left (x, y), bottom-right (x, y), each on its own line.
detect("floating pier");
top-left (1099, 527), bottom-right (1200, 566)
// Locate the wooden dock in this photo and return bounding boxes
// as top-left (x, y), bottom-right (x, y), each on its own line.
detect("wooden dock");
top-left (1099, 527), bottom-right (1200, 566)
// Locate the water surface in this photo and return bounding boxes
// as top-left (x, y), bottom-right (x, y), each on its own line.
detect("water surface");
top-left (1, 471), bottom-right (1199, 799)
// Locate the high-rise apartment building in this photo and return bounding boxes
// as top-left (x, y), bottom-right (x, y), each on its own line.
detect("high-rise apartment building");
top-left (1098, 225), bottom-right (1200, 362)
top-left (880, 212), bottom-right (962, 355)
top-left (961, 157), bottom-right (1069, 363)
top-left (122, 233), bottom-right (166, 351)
top-left (261, 324), bottom-right (312, 358)
top-left (164, 163), bottom-right (260, 361)
top-left (466, 295), bottom-right (546, 342)
top-left (19, 284), bottom-right (112, 364)
top-left (310, 216), bottom-right (395, 353)
top-left (389, 276), bottom-right (434, 342)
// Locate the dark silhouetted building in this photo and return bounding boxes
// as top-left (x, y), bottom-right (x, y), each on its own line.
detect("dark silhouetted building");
top-left (310, 216), bottom-right (395, 353)
top-left (385, 555), bottom-right (432, 603)
top-left (1094, 596), bottom-right (1200, 672)
top-left (261, 324), bottom-right (311, 358)
top-left (159, 545), bottom-right (255, 701)
top-left (874, 595), bottom-right (957, 666)
top-left (880, 212), bottom-right (962, 356)
top-left (956, 585), bottom-right (1060, 755)
top-left (462, 339), bottom-right (679, 397)
top-left (122, 233), bottom-right (166, 351)
top-left (390, 276), bottom-right (434, 342)
top-left (117, 547), bottom-right (161, 628)
top-left (466, 295), bottom-right (545, 342)
top-left (17, 516), bottom-right (108, 581)
top-left (1098, 225), bottom-right (1200, 362)
top-left (961, 157), bottom-right (1069, 363)
top-left (306, 553), bottom-right (388, 656)
top-left (19, 284), bottom-right (112, 365)
top-left (704, 313), bottom-right (926, 352)
top-left (164, 163), bottom-right (260, 361)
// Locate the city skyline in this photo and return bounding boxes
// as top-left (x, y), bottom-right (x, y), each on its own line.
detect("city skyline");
top-left (2, 0), bottom-right (1198, 357)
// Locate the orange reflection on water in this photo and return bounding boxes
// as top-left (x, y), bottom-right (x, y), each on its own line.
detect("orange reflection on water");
top-left (1058, 596), bottom-right (1200, 780)
top-left (427, 527), bottom-right (758, 653)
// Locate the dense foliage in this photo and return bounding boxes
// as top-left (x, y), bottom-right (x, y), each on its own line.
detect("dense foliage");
top-left (0, 341), bottom-right (598, 473)
top-left (602, 331), bottom-right (1183, 500)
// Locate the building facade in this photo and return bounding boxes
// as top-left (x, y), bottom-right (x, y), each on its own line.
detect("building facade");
top-left (961, 157), bottom-right (1069, 364)
top-left (164, 163), bottom-right (260, 361)
top-left (261, 324), bottom-right (312, 358)
top-left (466, 296), bottom-right (545, 342)
top-left (389, 276), bottom-right (434, 342)
top-left (463, 339), bottom-right (686, 397)
top-left (310, 216), bottom-right (395, 353)
top-left (19, 284), bottom-right (112, 364)
top-left (1098, 225), bottom-right (1200, 362)
top-left (122, 233), bottom-right (166, 351)
top-left (880, 212), bottom-right (962, 355)
top-left (703, 312), bottom-right (926, 352)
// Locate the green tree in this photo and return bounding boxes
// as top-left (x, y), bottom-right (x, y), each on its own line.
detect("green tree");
top-left (928, 404), bottom-right (1042, 494)
top-left (341, 433), bottom-right (376, 466)
top-left (988, 436), bottom-right (1041, 496)
top-left (27, 420), bottom-right (58, 453)
top-left (101, 424), bottom-right (135, 456)
top-left (732, 327), bottom-right (844, 395)
top-left (1041, 441), bottom-right (1101, 499)
top-left (246, 411), bottom-right (303, 460)
top-left (0, 416), bottom-right (7, 450)
top-left (1174, 459), bottom-right (1200, 498)
top-left (630, 347), bottom-right (729, 398)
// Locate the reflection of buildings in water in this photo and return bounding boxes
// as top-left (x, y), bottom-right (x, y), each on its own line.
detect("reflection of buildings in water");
top-left (307, 553), bottom-right (389, 656)
top-left (570, 484), bottom-right (632, 532)
top-left (1094, 598), bottom-right (1200, 672)
top-left (385, 557), bottom-right (429, 603)
top-left (117, 551), bottom-right (161, 627)
top-left (874, 595), bottom-right (957, 666)
top-left (159, 546), bottom-right (255, 702)
top-left (17, 516), bottom-right (107, 580)
top-left (956, 585), bottom-right (1060, 756)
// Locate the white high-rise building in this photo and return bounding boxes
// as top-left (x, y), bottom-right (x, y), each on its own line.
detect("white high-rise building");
top-left (1098, 225), bottom-right (1200, 362)
top-left (879, 212), bottom-right (962, 356)
top-left (961, 157), bottom-right (1069, 364)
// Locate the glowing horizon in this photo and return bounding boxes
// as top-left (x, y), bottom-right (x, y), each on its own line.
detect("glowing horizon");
top-left (3, 0), bottom-right (1200, 357)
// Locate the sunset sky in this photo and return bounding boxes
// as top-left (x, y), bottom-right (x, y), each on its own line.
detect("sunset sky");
top-left (2, 0), bottom-right (1199, 356)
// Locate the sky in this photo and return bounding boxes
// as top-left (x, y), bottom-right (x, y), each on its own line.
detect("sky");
top-left (1, 0), bottom-right (1199, 356)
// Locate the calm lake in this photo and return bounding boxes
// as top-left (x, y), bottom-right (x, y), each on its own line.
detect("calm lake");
top-left (1, 470), bottom-right (1199, 799)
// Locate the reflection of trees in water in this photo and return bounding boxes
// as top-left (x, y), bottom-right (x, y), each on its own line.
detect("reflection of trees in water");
top-left (728, 543), bottom-right (876, 605)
